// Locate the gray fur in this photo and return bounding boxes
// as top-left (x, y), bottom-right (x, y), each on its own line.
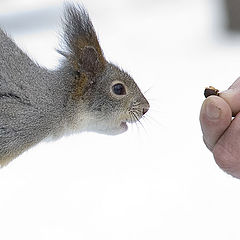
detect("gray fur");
top-left (0, 4), bottom-right (149, 166)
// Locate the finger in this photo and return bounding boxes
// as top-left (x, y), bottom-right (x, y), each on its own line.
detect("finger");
top-left (228, 76), bottom-right (240, 89)
top-left (213, 112), bottom-right (240, 178)
top-left (219, 77), bottom-right (240, 116)
top-left (200, 96), bottom-right (232, 151)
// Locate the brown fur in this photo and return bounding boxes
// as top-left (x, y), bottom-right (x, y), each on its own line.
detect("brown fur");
top-left (72, 72), bottom-right (89, 100)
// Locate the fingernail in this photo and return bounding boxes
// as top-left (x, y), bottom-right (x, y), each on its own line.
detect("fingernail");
top-left (206, 101), bottom-right (221, 119)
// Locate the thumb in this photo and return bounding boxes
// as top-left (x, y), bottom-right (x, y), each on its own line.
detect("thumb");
top-left (220, 77), bottom-right (240, 116)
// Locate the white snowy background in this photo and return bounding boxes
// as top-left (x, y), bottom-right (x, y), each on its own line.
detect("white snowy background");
top-left (0, 0), bottom-right (240, 239)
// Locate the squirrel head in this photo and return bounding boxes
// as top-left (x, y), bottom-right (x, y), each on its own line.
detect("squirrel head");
top-left (58, 4), bottom-right (149, 135)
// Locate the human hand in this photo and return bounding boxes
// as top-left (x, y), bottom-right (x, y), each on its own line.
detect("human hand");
top-left (200, 78), bottom-right (240, 178)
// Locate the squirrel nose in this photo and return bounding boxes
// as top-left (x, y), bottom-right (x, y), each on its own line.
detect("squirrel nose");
top-left (142, 108), bottom-right (149, 115)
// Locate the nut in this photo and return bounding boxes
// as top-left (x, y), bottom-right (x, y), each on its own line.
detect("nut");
top-left (204, 86), bottom-right (219, 98)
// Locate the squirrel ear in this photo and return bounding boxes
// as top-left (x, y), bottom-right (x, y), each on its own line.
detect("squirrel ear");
top-left (58, 4), bottom-right (106, 75)
top-left (79, 46), bottom-right (103, 75)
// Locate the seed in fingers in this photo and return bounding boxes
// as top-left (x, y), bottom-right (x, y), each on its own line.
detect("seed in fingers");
top-left (204, 86), bottom-right (219, 98)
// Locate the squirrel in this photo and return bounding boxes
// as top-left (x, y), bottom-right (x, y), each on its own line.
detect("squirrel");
top-left (0, 4), bottom-right (150, 167)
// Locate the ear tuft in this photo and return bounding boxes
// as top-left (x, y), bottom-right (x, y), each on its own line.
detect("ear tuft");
top-left (58, 4), bottom-right (106, 75)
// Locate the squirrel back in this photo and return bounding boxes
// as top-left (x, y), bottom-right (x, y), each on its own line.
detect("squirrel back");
top-left (0, 4), bottom-right (150, 167)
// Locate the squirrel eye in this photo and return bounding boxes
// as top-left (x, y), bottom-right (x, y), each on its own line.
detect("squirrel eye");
top-left (112, 83), bottom-right (126, 95)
